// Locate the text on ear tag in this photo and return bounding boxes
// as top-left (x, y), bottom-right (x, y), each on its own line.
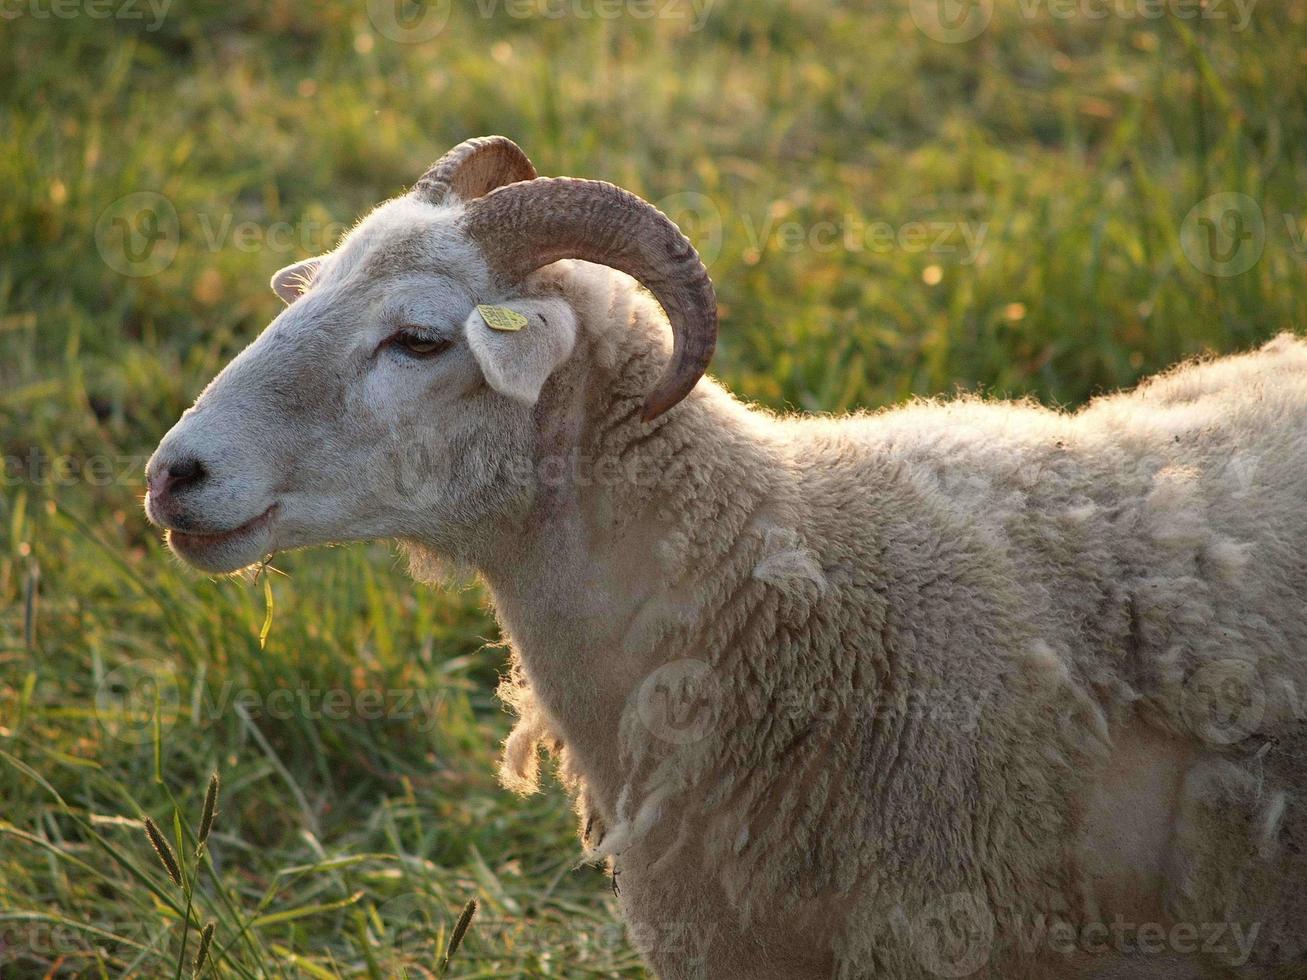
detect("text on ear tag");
top-left (477, 304), bottom-right (528, 332)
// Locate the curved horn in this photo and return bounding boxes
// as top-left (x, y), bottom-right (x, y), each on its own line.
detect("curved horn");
top-left (412, 136), bottom-right (538, 205)
top-left (459, 177), bottom-right (717, 421)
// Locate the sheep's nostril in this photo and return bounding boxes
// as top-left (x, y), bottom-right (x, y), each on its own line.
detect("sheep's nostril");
top-left (163, 456), bottom-right (207, 494)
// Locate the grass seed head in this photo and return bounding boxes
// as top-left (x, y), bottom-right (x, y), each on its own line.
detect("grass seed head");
top-left (194, 921), bottom-right (215, 976)
top-left (197, 770), bottom-right (220, 852)
top-left (143, 816), bottom-right (183, 886)
top-left (440, 897), bottom-right (477, 974)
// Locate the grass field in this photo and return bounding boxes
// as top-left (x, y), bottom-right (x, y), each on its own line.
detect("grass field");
top-left (2, 0), bottom-right (1306, 975)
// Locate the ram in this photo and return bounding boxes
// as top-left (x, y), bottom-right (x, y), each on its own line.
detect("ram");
top-left (145, 137), bottom-right (1307, 979)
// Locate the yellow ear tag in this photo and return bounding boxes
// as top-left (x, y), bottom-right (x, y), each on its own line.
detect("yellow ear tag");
top-left (477, 304), bottom-right (528, 332)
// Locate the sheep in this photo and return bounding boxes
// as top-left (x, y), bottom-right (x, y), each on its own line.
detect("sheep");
top-left (145, 136), bottom-right (1307, 980)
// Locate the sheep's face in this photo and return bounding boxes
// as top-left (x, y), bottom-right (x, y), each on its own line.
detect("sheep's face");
top-left (144, 196), bottom-right (577, 574)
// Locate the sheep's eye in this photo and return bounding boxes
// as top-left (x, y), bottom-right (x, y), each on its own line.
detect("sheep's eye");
top-left (391, 331), bottom-right (451, 359)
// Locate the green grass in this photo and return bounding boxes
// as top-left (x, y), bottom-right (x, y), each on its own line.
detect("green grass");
top-left (3, 1), bottom-right (1307, 975)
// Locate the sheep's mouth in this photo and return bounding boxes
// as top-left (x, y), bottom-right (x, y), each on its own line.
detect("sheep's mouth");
top-left (166, 504), bottom-right (278, 571)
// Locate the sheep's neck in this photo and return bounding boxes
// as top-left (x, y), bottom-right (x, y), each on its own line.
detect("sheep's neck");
top-left (479, 379), bottom-right (775, 817)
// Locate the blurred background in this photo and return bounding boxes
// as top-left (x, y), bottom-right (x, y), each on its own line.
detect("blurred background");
top-left (2, 0), bottom-right (1305, 975)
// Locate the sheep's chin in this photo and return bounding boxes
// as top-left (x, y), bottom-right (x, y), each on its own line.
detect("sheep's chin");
top-left (166, 507), bottom-right (276, 574)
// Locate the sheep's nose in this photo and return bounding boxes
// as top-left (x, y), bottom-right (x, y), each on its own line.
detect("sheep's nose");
top-left (149, 455), bottom-right (208, 498)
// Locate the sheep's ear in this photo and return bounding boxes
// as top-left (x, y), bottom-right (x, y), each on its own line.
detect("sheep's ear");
top-left (270, 257), bottom-right (323, 304)
top-left (464, 298), bottom-right (577, 405)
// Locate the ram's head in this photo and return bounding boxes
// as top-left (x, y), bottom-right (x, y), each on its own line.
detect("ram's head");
top-left (145, 136), bottom-right (716, 573)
